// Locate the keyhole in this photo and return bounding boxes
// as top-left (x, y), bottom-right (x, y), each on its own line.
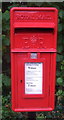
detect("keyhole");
top-left (20, 80), bottom-right (22, 83)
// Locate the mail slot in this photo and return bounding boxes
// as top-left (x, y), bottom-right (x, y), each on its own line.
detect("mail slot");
top-left (10, 7), bottom-right (58, 112)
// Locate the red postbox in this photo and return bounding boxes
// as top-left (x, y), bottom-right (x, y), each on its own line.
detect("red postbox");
top-left (10, 7), bottom-right (58, 112)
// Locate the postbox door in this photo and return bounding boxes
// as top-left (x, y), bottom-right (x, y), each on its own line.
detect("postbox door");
top-left (12, 52), bottom-right (51, 110)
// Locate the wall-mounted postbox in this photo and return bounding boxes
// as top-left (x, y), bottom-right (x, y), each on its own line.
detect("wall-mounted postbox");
top-left (10, 7), bottom-right (58, 112)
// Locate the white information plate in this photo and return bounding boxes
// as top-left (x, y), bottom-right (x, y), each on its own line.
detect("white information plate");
top-left (25, 62), bottom-right (43, 94)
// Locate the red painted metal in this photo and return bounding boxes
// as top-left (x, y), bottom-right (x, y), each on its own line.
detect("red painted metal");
top-left (10, 7), bottom-right (58, 112)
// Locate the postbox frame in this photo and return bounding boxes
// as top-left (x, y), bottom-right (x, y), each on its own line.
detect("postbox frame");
top-left (10, 7), bottom-right (58, 112)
